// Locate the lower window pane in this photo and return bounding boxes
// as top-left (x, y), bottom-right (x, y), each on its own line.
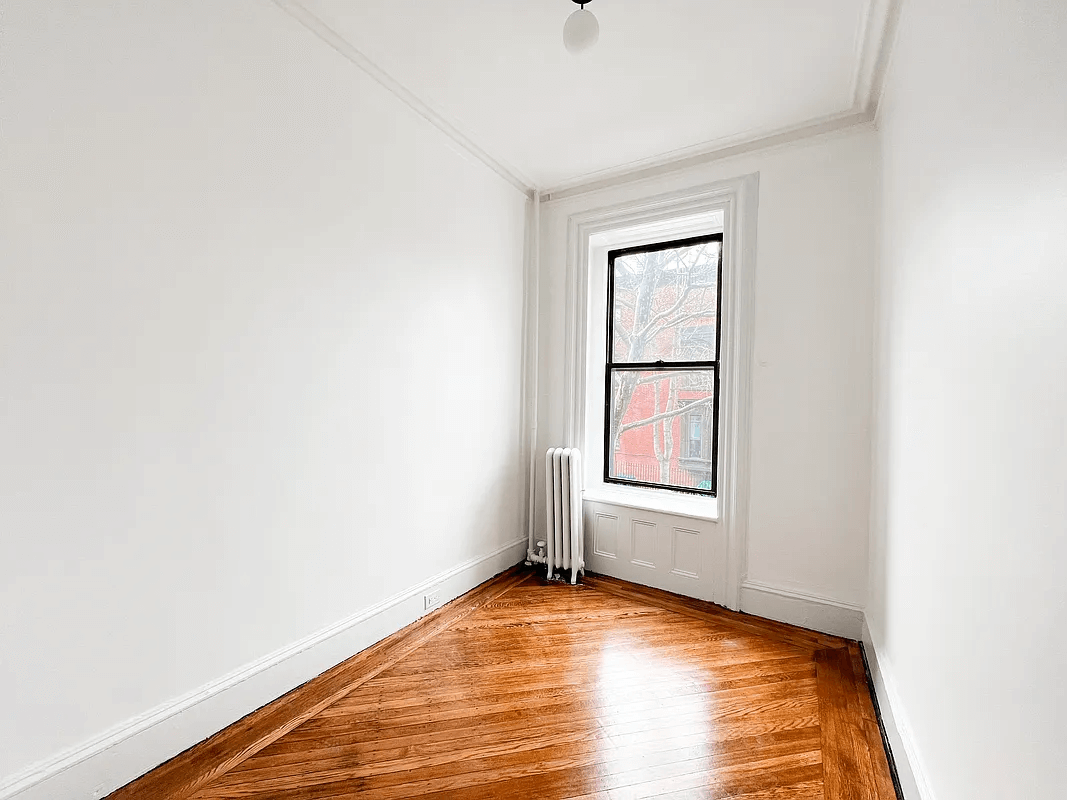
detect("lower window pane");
top-left (607, 369), bottom-right (716, 493)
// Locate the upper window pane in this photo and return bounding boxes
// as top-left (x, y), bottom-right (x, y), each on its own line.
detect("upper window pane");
top-left (611, 239), bottom-right (721, 363)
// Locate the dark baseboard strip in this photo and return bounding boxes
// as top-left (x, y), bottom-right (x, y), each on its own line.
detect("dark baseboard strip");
top-left (860, 641), bottom-right (907, 800)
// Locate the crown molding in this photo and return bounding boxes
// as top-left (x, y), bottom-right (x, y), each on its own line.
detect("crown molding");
top-left (268, 0), bottom-right (536, 197)
top-left (873, 0), bottom-right (907, 128)
top-left (540, 0), bottom-right (904, 201)
top-left (540, 110), bottom-right (875, 202)
top-left (269, 0), bottom-right (903, 202)
top-left (856, 0), bottom-right (906, 127)
top-left (852, 0), bottom-right (900, 113)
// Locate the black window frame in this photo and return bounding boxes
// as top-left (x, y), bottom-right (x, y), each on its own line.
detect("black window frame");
top-left (604, 233), bottom-right (724, 497)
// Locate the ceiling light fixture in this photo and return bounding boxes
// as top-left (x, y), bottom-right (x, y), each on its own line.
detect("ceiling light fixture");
top-left (563, 0), bottom-right (599, 55)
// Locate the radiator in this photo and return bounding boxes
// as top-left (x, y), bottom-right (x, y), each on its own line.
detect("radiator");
top-left (544, 448), bottom-right (584, 584)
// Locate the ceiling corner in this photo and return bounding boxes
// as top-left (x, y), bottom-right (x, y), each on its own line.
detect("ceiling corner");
top-left (269, 0), bottom-right (536, 196)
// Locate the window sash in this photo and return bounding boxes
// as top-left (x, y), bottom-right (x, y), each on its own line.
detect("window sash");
top-left (602, 365), bottom-right (719, 495)
top-left (604, 233), bottom-right (724, 496)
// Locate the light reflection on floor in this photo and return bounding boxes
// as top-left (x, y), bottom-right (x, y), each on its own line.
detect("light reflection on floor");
top-left (594, 633), bottom-right (717, 786)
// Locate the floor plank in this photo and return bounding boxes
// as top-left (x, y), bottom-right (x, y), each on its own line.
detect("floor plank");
top-left (108, 568), bottom-right (896, 799)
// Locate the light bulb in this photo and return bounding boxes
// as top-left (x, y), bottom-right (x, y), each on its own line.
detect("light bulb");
top-left (563, 8), bottom-right (599, 54)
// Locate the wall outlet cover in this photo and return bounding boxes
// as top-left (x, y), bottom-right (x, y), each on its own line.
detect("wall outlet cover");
top-left (424, 590), bottom-right (442, 609)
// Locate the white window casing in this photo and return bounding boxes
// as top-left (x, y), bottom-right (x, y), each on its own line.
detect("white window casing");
top-left (558, 175), bottom-right (759, 610)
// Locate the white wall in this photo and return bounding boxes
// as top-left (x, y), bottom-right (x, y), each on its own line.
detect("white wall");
top-left (0, 0), bottom-right (527, 785)
top-left (536, 129), bottom-right (879, 609)
top-left (869, 0), bottom-right (1067, 797)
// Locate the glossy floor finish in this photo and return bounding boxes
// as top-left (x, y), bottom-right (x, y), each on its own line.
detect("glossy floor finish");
top-left (111, 567), bottom-right (897, 799)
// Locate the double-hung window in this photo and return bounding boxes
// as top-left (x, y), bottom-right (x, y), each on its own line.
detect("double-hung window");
top-left (604, 234), bottom-right (723, 495)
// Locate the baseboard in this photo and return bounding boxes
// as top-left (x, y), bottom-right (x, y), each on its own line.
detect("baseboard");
top-left (861, 616), bottom-right (937, 800)
top-left (739, 579), bottom-right (865, 640)
top-left (0, 537), bottom-right (528, 800)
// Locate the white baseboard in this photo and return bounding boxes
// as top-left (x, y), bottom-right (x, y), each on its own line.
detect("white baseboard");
top-left (0, 538), bottom-right (528, 800)
top-left (739, 579), bottom-right (865, 640)
top-left (861, 617), bottom-right (936, 800)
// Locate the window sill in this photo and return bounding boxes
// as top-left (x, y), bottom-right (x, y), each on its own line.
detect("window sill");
top-left (583, 484), bottom-right (720, 522)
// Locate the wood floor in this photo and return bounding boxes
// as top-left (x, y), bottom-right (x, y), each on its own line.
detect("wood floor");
top-left (109, 567), bottom-right (897, 799)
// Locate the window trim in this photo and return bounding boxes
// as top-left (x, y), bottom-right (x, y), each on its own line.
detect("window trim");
top-left (552, 173), bottom-right (759, 610)
top-left (603, 233), bottom-right (724, 496)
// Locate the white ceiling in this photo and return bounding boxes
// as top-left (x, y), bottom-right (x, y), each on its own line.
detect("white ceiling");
top-left (294, 0), bottom-right (889, 191)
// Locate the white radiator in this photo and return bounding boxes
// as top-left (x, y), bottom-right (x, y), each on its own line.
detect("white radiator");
top-left (544, 447), bottom-right (584, 584)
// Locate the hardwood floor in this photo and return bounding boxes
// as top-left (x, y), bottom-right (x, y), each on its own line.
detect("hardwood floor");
top-left (109, 567), bottom-right (897, 799)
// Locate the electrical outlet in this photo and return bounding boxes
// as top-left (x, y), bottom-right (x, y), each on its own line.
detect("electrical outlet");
top-left (424, 589), bottom-right (442, 610)
top-left (92, 784), bottom-right (107, 799)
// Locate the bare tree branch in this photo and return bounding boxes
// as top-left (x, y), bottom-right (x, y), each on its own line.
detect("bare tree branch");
top-left (661, 377), bottom-right (678, 483)
top-left (635, 372), bottom-right (674, 386)
top-left (642, 305), bottom-right (716, 344)
top-left (618, 394), bottom-right (715, 437)
top-left (633, 281), bottom-right (694, 340)
top-left (651, 380), bottom-right (663, 463)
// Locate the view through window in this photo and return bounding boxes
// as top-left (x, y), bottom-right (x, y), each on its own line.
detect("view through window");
top-left (604, 234), bottom-right (723, 495)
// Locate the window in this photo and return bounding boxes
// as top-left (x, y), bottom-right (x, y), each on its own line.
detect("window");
top-left (681, 401), bottom-right (711, 461)
top-left (604, 234), bottom-right (723, 495)
top-left (686, 412), bottom-right (702, 459)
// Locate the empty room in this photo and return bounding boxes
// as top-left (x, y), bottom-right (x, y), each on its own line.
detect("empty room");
top-left (2, 1), bottom-right (1064, 799)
